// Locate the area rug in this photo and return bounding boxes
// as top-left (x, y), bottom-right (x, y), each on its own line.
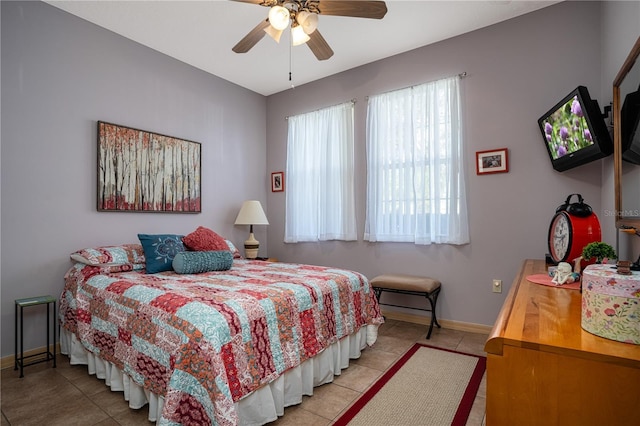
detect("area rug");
top-left (334, 343), bottom-right (486, 426)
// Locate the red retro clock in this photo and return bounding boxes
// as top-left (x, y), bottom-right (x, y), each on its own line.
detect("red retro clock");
top-left (548, 194), bottom-right (601, 264)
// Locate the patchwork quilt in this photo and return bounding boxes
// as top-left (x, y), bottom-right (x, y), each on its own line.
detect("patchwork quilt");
top-left (59, 260), bottom-right (383, 425)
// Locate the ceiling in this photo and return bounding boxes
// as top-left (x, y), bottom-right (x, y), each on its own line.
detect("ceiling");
top-left (45, 1), bottom-right (560, 96)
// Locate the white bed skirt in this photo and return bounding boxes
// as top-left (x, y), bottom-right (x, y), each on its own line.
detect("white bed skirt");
top-left (60, 326), bottom-right (376, 425)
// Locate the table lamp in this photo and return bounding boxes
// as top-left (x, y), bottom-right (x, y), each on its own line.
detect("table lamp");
top-left (234, 200), bottom-right (269, 259)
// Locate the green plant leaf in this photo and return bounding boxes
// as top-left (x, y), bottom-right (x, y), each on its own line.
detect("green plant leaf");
top-left (581, 242), bottom-right (617, 261)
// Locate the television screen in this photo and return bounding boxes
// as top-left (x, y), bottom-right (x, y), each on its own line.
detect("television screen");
top-left (538, 86), bottom-right (612, 172)
top-left (621, 87), bottom-right (640, 164)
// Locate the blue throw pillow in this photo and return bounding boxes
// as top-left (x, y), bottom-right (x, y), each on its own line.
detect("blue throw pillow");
top-left (172, 250), bottom-right (233, 274)
top-left (138, 234), bottom-right (185, 274)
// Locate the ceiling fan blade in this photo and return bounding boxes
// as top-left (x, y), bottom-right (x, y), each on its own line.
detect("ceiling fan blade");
top-left (307, 30), bottom-right (334, 61)
top-left (232, 19), bottom-right (271, 53)
top-left (230, 0), bottom-right (276, 6)
top-left (316, 1), bottom-right (387, 19)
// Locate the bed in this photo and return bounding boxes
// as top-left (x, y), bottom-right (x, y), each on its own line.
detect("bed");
top-left (58, 241), bottom-right (383, 425)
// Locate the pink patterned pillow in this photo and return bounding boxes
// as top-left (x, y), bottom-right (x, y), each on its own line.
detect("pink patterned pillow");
top-left (85, 263), bottom-right (146, 273)
top-left (182, 227), bottom-right (229, 252)
top-left (224, 239), bottom-right (243, 259)
top-left (70, 244), bottom-right (145, 266)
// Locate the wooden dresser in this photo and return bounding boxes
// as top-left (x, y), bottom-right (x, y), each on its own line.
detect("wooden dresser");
top-left (484, 259), bottom-right (640, 426)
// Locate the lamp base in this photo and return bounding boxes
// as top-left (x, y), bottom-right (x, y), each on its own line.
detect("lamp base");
top-left (244, 232), bottom-right (259, 260)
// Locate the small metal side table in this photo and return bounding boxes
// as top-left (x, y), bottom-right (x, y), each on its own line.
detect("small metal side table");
top-left (14, 295), bottom-right (57, 377)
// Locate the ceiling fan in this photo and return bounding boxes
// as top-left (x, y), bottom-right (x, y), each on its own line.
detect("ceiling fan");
top-left (232, 0), bottom-right (387, 61)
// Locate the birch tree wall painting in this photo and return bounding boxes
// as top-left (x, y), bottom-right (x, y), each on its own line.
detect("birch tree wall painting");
top-left (97, 121), bottom-right (201, 212)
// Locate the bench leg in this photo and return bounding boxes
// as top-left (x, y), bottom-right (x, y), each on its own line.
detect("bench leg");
top-left (373, 288), bottom-right (387, 322)
top-left (373, 286), bottom-right (442, 339)
top-left (425, 289), bottom-right (441, 339)
top-left (374, 288), bottom-right (382, 302)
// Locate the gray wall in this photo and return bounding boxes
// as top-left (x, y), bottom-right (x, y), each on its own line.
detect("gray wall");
top-left (1, 1), bottom-right (267, 357)
top-left (265, 1), bottom-right (612, 326)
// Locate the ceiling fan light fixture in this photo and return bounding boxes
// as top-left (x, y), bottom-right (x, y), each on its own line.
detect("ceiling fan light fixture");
top-left (268, 5), bottom-right (290, 31)
top-left (291, 25), bottom-right (310, 46)
top-left (231, 0), bottom-right (387, 62)
top-left (296, 11), bottom-right (318, 35)
top-left (264, 25), bottom-right (283, 43)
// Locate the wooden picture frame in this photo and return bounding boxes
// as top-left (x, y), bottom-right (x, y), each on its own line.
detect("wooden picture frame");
top-left (476, 148), bottom-right (509, 175)
top-left (97, 121), bottom-right (201, 212)
top-left (271, 171), bottom-right (284, 192)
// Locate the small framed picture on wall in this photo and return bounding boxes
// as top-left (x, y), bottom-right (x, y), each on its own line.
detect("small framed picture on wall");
top-left (271, 172), bottom-right (284, 192)
top-left (476, 148), bottom-right (509, 175)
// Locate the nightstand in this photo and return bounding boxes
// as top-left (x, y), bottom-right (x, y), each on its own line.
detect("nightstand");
top-left (14, 295), bottom-right (57, 377)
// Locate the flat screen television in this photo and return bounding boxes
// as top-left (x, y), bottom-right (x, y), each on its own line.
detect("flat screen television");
top-left (621, 85), bottom-right (640, 164)
top-left (538, 86), bottom-right (612, 172)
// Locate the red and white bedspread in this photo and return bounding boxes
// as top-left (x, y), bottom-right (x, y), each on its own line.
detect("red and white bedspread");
top-left (59, 259), bottom-right (383, 425)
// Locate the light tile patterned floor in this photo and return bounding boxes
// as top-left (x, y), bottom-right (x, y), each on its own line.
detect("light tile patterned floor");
top-left (1, 320), bottom-right (488, 425)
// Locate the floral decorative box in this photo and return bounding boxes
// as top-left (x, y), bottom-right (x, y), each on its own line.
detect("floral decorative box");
top-left (581, 264), bottom-right (640, 345)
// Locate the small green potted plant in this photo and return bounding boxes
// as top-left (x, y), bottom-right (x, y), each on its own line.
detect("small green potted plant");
top-left (581, 241), bottom-right (617, 264)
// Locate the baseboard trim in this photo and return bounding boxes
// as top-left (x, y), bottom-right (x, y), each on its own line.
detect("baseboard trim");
top-left (1, 343), bottom-right (61, 371)
top-left (381, 309), bottom-right (492, 334)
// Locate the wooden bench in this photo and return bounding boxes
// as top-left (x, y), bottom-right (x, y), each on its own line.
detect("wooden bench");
top-left (370, 274), bottom-right (442, 339)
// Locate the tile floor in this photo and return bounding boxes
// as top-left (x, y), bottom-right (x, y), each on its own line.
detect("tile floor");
top-left (1, 320), bottom-right (488, 425)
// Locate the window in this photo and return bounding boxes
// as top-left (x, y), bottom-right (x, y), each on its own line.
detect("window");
top-left (284, 102), bottom-right (357, 242)
top-left (364, 76), bottom-right (469, 244)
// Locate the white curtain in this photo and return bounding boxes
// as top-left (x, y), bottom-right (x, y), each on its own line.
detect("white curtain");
top-left (285, 102), bottom-right (357, 242)
top-left (364, 76), bottom-right (469, 245)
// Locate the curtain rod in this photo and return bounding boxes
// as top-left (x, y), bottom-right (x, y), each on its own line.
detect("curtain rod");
top-left (365, 72), bottom-right (467, 101)
top-left (285, 98), bottom-right (357, 120)
top-left (282, 71), bottom-right (466, 120)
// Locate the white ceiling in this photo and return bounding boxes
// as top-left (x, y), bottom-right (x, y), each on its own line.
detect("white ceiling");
top-left (45, 1), bottom-right (560, 96)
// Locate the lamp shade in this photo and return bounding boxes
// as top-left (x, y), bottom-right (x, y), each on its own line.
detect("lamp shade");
top-left (264, 25), bottom-right (284, 43)
top-left (291, 25), bottom-right (310, 46)
top-left (268, 6), bottom-right (290, 31)
top-left (234, 200), bottom-right (269, 226)
top-left (296, 11), bottom-right (318, 35)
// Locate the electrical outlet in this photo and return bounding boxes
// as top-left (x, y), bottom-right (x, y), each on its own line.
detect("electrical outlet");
top-left (492, 279), bottom-right (502, 293)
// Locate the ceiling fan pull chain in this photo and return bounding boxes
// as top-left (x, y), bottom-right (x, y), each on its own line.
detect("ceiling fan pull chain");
top-left (289, 32), bottom-right (295, 88)
top-left (289, 38), bottom-right (292, 82)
